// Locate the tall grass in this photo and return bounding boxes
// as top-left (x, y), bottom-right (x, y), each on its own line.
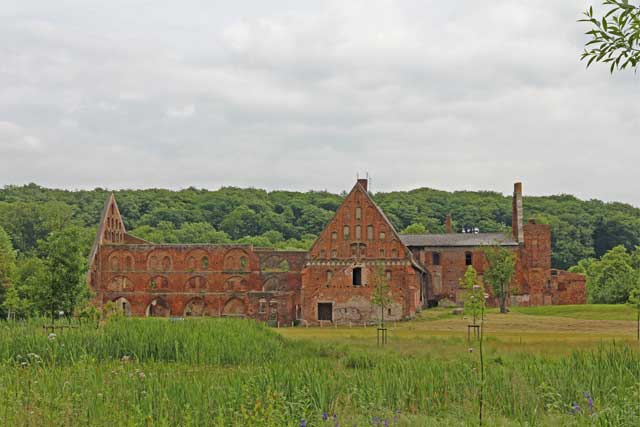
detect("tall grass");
top-left (0, 318), bottom-right (638, 426)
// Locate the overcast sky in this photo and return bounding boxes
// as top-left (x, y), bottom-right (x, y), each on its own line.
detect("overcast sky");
top-left (0, 1), bottom-right (638, 204)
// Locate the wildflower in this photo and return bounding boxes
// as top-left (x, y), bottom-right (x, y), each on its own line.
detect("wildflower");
top-left (300, 419), bottom-right (307, 427)
top-left (138, 371), bottom-right (146, 380)
top-left (384, 420), bottom-right (389, 427)
top-left (584, 392), bottom-right (594, 411)
top-left (121, 355), bottom-right (131, 362)
top-left (373, 416), bottom-right (380, 425)
top-left (48, 333), bottom-right (56, 341)
top-left (571, 402), bottom-right (581, 413)
top-left (323, 412), bottom-right (328, 421)
top-left (468, 348), bottom-right (473, 353)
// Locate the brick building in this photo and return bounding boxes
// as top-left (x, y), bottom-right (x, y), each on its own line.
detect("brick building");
top-left (88, 180), bottom-right (585, 323)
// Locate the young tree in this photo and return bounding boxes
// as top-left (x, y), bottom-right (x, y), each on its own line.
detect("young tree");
top-left (580, 1), bottom-right (640, 73)
top-left (0, 226), bottom-right (17, 317)
top-left (628, 287), bottom-right (640, 341)
top-left (371, 266), bottom-right (392, 328)
top-left (37, 227), bottom-right (88, 323)
top-left (460, 266), bottom-right (484, 326)
top-left (483, 246), bottom-right (516, 314)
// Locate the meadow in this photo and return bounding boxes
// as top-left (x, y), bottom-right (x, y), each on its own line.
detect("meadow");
top-left (0, 306), bottom-right (638, 426)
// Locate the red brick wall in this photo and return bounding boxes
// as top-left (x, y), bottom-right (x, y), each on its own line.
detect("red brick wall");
top-left (301, 182), bottom-right (422, 324)
top-left (93, 244), bottom-right (305, 325)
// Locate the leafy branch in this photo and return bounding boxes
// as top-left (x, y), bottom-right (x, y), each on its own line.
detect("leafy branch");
top-left (579, 1), bottom-right (640, 72)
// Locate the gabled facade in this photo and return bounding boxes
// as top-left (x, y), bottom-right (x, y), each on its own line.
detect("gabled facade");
top-left (88, 179), bottom-right (586, 323)
top-left (300, 179), bottom-right (426, 324)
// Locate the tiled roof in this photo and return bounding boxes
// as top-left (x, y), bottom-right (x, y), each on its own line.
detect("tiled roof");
top-left (400, 232), bottom-right (518, 247)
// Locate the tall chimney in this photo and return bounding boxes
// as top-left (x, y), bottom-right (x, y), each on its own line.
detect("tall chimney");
top-left (357, 178), bottom-right (368, 192)
top-left (445, 214), bottom-right (453, 233)
top-left (512, 182), bottom-right (524, 242)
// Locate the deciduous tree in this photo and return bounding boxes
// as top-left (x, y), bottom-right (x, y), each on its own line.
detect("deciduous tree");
top-left (483, 246), bottom-right (516, 314)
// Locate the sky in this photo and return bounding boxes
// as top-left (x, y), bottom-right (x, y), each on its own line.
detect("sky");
top-left (0, 1), bottom-right (638, 205)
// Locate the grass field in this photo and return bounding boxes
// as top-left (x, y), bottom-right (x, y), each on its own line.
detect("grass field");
top-left (0, 305), bottom-right (638, 426)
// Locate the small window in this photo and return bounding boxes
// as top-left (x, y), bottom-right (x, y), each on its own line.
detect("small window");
top-left (387, 308), bottom-right (391, 316)
top-left (331, 231), bottom-right (338, 240)
top-left (465, 252), bottom-right (472, 266)
top-left (379, 248), bottom-right (385, 257)
top-left (391, 248), bottom-right (398, 258)
top-left (320, 249), bottom-right (326, 258)
top-left (343, 225), bottom-right (350, 240)
top-left (379, 231), bottom-right (386, 240)
top-left (240, 256), bottom-right (248, 269)
top-left (352, 267), bottom-right (362, 286)
top-left (385, 270), bottom-right (391, 280)
top-left (355, 207), bottom-right (362, 220)
top-left (367, 225), bottom-right (374, 240)
top-left (432, 252), bottom-right (441, 266)
top-left (259, 299), bottom-right (267, 314)
top-left (331, 249), bottom-right (338, 258)
top-left (201, 257), bottom-right (209, 269)
top-left (326, 270), bottom-right (333, 281)
top-left (351, 244), bottom-right (357, 257)
top-left (355, 225), bottom-right (361, 240)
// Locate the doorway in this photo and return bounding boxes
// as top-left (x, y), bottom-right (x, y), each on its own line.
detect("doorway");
top-left (317, 302), bottom-right (333, 321)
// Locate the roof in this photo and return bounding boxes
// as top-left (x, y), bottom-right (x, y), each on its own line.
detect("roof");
top-left (400, 232), bottom-right (518, 248)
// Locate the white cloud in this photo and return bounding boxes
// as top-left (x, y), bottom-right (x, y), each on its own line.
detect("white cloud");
top-left (0, 0), bottom-right (638, 205)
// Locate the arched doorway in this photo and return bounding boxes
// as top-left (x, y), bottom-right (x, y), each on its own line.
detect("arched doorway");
top-left (113, 297), bottom-right (132, 316)
top-left (183, 298), bottom-right (206, 317)
top-left (222, 298), bottom-right (246, 317)
top-left (146, 298), bottom-right (171, 317)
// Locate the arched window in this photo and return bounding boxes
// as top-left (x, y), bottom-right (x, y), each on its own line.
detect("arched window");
top-left (465, 252), bottom-right (473, 266)
top-left (162, 256), bottom-right (172, 271)
top-left (355, 225), bottom-right (361, 240)
top-left (391, 248), bottom-right (399, 258)
top-left (355, 207), bottom-right (362, 220)
top-left (326, 270), bottom-right (333, 281)
top-left (124, 256), bottom-right (133, 271)
top-left (367, 225), bottom-right (374, 240)
top-left (331, 249), bottom-right (338, 258)
top-left (343, 225), bottom-right (350, 240)
top-left (331, 231), bottom-right (338, 240)
top-left (201, 257), bottom-right (209, 269)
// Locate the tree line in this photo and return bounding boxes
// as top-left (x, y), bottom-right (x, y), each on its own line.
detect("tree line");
top-left (1, 182), bottom-right (640, 318)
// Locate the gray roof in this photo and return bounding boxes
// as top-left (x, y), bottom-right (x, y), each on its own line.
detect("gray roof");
top-left (400, 233), bottom-right (518, 248)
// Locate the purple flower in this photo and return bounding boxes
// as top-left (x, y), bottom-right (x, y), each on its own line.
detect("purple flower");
top-left (384, 420), bottom-right (389, 427)
top-left (571, 402), bottom-right (581, 414)
top-left (584, 392), bottom-right (594, 410)
top-left (323, 412), bottom-right (328, 421)
top-left (300, 419), bottom-right (307, 427)
top-left (372, 416), bottom-right (380, 425)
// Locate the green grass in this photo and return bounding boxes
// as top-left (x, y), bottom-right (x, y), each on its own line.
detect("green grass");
top-left (0, 307), bottom-right (638, 426)
top-left (509, 304), bottom-right (638, 321)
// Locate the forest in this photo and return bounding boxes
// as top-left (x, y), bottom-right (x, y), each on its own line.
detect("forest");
top-left (1, 182), bottom-right (640, 269)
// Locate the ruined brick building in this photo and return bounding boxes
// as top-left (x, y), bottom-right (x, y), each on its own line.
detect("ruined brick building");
top-left (88, 180), bottom-right (586, 324)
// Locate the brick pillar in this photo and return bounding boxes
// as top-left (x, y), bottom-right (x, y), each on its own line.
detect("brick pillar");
top-left (357, 178), bottom-right (368, 191)
top-left (512, 182), bottom-right (524, 242)
top-left (445, 214), bottom-right (453, 233)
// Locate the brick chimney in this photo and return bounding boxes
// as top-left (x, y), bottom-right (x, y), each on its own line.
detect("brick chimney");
top-left (357, 178), bottom-right (368, 192)
top-left (445, 213), bottom-right (453, 233)
top-left (512, 182), bottom-right (524, 243)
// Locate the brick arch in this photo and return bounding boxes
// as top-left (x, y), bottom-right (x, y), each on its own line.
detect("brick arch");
top-left (261, 255), bottom-right (289, 272)
top-left (107, 276), bottom-right (133, 292)
top-left (146, 297), bottom-right (171, 317)
top-left (149, 275), bottom-right (169, 290)
top-left (185, 275), bottom-right (208, 291)
top-left (224, 276), bottom-right (249, 292)
top-left (185, 249), bottom-right (210, 271)
top-left (112, 296), bottom-right (132, 316)
top-left (147, 251), bottom-right (173, 272)
top-left (223, 249), bottom-right (249, 271)
top-left (263, 276), bottom-right (287, 292)
top-left (222, 298), bottom-right (246, 317)
top-left (183, 297), bottom-right (206, 317)
top-left (109, 254), bottom-right (120, 272)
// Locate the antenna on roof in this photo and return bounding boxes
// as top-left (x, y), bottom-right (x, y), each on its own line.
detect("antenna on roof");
top-left (366, 172), bottom-right (371, 193)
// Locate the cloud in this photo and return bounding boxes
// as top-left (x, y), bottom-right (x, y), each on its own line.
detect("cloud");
top-left (0, 0), bottom-right (638, 205)
top-left (0, 121), bottom-right (43, 153)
